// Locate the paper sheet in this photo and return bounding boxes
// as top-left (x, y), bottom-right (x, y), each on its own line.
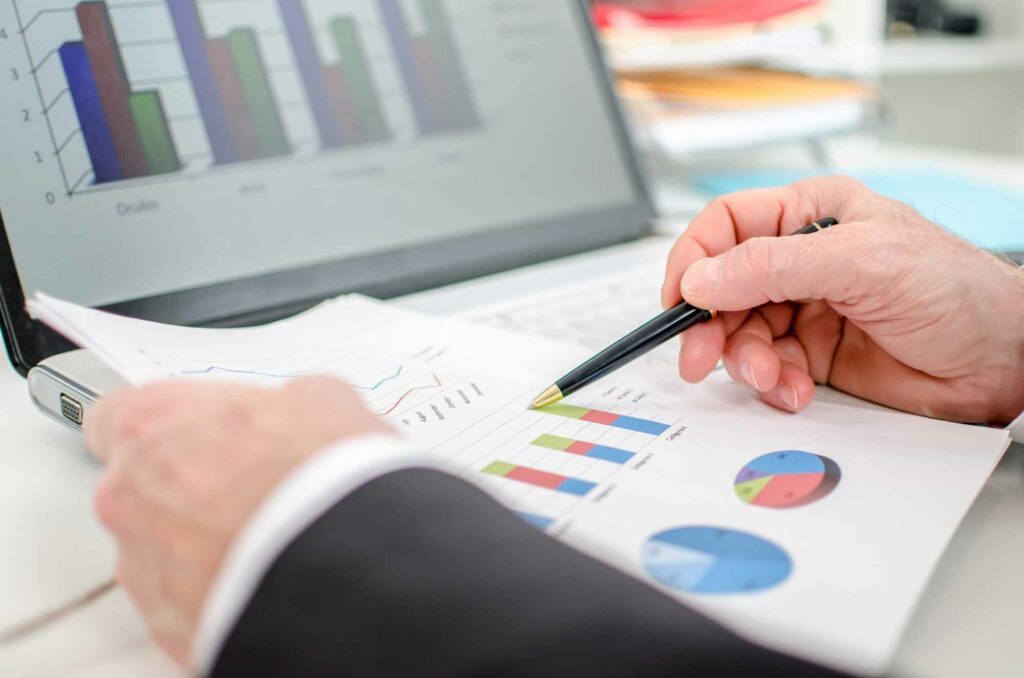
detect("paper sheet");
top-left (28, 293), bottom-right (1008, 675)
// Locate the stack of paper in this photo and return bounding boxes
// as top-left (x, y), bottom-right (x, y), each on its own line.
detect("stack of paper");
top-left (29, 292), bottom-right (1008, 675)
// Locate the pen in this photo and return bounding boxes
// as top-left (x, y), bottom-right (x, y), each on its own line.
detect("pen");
top-left (530, 218), bottom-right (839, 409)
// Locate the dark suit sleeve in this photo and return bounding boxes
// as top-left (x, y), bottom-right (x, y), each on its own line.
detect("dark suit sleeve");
top-left (211, 469), bottom-right (848, 678)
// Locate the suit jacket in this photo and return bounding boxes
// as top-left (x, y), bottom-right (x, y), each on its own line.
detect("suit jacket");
top-left (212, 469), bottom-right (847, 677)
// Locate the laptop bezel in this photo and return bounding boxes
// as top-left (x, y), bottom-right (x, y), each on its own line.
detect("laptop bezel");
top-left (0, 0), bottom-right (655, 376)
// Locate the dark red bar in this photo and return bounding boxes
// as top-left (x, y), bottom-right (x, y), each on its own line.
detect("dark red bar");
top-left (206, 38), bottom-right (262, 161)
top-left (323, 65), bottom-right (362, 143)
top-left (75, 1), bottom-right (148, 178)
top-left (507, 466), bottom-right (566, 490)
top-left (411, 36), bottom-right (454, 131)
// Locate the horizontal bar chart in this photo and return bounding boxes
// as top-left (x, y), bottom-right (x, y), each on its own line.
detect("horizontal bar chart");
top-left (483, 461), bottom-right (596, 497)
top-left (532, 434), bottom-right (635, 465)
top-left (537, 403), bottom-right (671, 436)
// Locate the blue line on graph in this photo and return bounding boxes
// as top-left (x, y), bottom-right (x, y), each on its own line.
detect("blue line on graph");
top-left (180, 364), bottom-right (404, 391)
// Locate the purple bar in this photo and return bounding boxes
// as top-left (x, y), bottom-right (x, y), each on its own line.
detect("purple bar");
top-left (206, 38), bottom-right (262, 161)
top-left (60, 41), bottom-right (122, 183)
top-left (377, 0), bottom-right (438, 134)
top-left (165, 0), bottom-right (237, 164)
top-left (274, 0), bottom-right (343, 148)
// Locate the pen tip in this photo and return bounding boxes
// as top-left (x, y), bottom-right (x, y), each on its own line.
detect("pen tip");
top-left (531, 385), bottom-right (564, 410)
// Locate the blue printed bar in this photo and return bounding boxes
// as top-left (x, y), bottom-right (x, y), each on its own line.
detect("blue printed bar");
top-left (60, 41), bottom-right (122, 183)
top-left (515, 512), bottom-right (555, 530)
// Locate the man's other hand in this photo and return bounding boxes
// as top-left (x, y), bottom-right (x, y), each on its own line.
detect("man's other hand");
top-left (663, 176), bottom-right (1024, 424)
top-left (84, 377), bottom-right (389, 665)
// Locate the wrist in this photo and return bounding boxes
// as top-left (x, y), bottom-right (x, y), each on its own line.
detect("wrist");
top-left (992, 262), bottom-right (1024, 425)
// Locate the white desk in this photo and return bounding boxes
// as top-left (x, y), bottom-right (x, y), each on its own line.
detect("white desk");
top-left (1, 144), bottom-right (1022, 677)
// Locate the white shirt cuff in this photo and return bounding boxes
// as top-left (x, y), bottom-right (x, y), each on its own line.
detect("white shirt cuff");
top-left (1008, 411), bottom-right (1024, 443)
top-left (191, 433), bottom-right (427, 675)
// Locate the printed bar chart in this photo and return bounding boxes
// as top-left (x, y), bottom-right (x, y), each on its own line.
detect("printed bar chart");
top-left (538, 404), bottom-right (671, 436)
top-left (206, 37), bottom-right (263, 161)
top-left (61, 2), bottom-right (181, 183)
top-left (483, 461), bottom-right (596, 497)
top-left (378, 0), bottom-right (480, 136)
top-left (532, 434), bottom-right (635, 465)
top-left (275, 0), bottom-right (392, 148)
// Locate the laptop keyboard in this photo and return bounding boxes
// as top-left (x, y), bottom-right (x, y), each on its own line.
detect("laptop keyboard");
top-left (457, 268), bottom-right (680, 365)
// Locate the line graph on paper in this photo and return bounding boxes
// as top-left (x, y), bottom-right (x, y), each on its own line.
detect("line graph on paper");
top-left (139, 340), bottom-right (488, 420)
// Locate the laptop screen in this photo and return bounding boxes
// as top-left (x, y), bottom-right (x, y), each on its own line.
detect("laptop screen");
top-left (0, 1), bottom-right (642, 311)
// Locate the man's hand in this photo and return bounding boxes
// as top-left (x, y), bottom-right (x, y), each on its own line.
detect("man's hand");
top-left (663, 176), bottom-right (1024, 424)
top-left (84, 377), bottom-right (388, 666)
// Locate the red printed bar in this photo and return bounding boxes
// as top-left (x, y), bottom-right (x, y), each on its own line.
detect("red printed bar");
top-left (581, 409), bottom-right (620, 425)
top-left (566, 441), bottom-right (597, 455)
top-left (507, 466), bottom-right (566, 490)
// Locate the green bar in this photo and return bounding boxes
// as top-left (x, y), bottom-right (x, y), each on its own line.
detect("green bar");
top-left (482, 461), bottom-right (516, 477)
top-left (539, 403), bottom-right (589, 420)
top-left (128, 90), bottom-right (180, 175)
top-left (417, 0), bottom-right (479, 129)
top-left (227, 28), bottom-right (291, 158)
top-left (532, 434), bottom-right (574, 451)
top-left (330, 17), bottom-right (389, 142)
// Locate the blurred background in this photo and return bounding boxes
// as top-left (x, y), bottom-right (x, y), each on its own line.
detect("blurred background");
top-left (589, 0), bottom-right (1023, 234)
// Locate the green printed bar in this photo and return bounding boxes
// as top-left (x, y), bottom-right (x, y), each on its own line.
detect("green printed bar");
top-left (128, 91), bottom-right (181, 175)
top-left (532, 434), bottom-right (574, 451)
top-left (330, 17), bottom-right (389, 142)
top-left (227, 29), bottom-right (291, 158)
top-left (539, 403), bottom-right (590, 419)
top-left (483, 460), bottom-right (517, 477)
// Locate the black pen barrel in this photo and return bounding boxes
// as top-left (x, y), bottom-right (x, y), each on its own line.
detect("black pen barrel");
top-left (556, 304), bottom-right (712, 396)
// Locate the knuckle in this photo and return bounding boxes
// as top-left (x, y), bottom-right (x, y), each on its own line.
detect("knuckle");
top-left (94, 472), bottom-right (126, 532)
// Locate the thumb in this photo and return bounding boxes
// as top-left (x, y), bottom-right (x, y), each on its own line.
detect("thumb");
top-left (680, 227), bottom-right (862, 311)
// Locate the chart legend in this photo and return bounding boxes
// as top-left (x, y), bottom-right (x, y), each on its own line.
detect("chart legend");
top-left (531, 434), bottom-right (635, 465)
top-left (482, 461), bottom-right (596, 497)
top-left (642, 527), bottom-right (792, 595)
top-left (538, 403), bottom-right (670, 436)
top-left (735, 451), bottom-right (841, 508)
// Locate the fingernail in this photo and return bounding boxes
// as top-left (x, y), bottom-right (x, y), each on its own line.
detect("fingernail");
top-left (780, 385), bottom-right (799, 411)
top-left (681, 257), bottom-right (724, 298)
top-left (739, 361), bottom-right (760, 391)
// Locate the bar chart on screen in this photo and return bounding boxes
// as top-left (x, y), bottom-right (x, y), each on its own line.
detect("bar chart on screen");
top-left (6, 0), bottom-right (484, 195)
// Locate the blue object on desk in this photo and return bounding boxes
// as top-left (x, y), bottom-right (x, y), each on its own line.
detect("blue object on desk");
top-left (692, 170), bottom-right (1024, 252)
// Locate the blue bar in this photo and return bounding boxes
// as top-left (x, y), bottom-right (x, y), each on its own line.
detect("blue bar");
top-left (557, 478), bottom-right (597, 497)
top-left (165, 0), bottom-right (237, 164)
top-left (377, 0), bottom-right (437, 134)
top-left (614, 416), bottom-right (671, 436)
top-left (59, 41), bottom-right (122, 183)
top-left (589, 445), bottom-right (635, 465)
top-left (274, 0), bottom-right (343, 148)
top-left (515, 512), bottom-right (554, 531)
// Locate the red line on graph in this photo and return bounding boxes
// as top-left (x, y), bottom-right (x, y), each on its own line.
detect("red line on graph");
top-left (378, 373), bottom-right (443, 416)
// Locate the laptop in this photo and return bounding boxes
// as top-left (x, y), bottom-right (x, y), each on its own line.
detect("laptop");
top-left (0, 0), bottom-right (661, 429)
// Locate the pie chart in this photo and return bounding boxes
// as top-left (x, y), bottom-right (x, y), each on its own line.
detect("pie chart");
top-left (735, 450), bottom-right (841, 508)
top-left (642, 526), bottom-right (792, 594)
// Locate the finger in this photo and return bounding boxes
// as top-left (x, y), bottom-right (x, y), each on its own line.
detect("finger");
top-left (664, 177), bottom-right (869, 304)
top-left (677, 311), bottom-right (749, 382)
top-left (756, 304), bottom-right (796, 339)
top-left (759, 360), bottom-right (816, 413)
top-left (722, 313), bottom-right (780, 393)
top-left (792, 301), bottom-right (844, 384)
top-left (85, 382), bottom-right (199, 463)
top-left (771, 335), bottom-right (811, 374)
top-left (680, 222), bottom-right (878, 312)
